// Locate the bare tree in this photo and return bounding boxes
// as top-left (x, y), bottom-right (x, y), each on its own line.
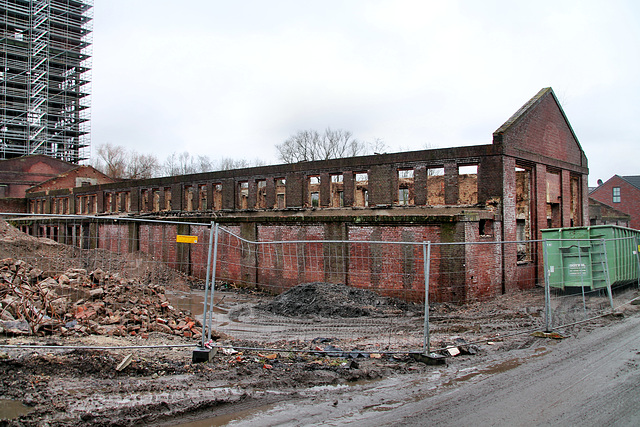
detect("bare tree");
top-left (218, 157), bottom-right (250, 170)
top-left (276, 128), bottom-right (367, 163)
top-left (196, 155), bottom-right (214, 173)
top-left (164, 152), bottom-right (222, 175)
top-left (93, 143), bottom-right (128, 179)
top-left (163, 152), bottom-right (197, 176)
top-left (127, 152), bottom-right (160, 179)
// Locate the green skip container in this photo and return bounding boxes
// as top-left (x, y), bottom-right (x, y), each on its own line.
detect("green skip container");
top-left (542, 225), bottom-right (640, 290)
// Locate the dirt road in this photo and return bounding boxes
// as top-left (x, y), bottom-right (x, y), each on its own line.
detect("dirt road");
top-left (210, 312), bottom-right (640, 426)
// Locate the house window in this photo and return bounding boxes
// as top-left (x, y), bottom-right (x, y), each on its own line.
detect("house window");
top-left (612, 187), bottom-right (621, 203)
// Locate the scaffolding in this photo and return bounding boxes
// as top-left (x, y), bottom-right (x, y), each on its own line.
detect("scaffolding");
top-left (0, 0), bottom-right (92, 163)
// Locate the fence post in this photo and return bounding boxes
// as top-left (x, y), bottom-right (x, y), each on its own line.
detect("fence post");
top-left (601, 238), bottom-right (614, 311)
top-left (578, 243), bottom-right (586, 317)
top-left (543, 238), bottom-right (552, 332)
top-left (636, 236), bottom-right (640, 289)
top-left (200, 221), bottom-right (216, 348)
top-left (207, 223), bottom-right (220, 343)
top-left (422, 241), bottom-right (431, 355)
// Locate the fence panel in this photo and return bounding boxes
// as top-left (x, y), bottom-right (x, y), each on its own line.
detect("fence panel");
top-left (543, 235), bottom-right (640, 330)
top-left (0, 214), bottom-right (209, 340)
top-left (2, 214), bottom-right (639, 356)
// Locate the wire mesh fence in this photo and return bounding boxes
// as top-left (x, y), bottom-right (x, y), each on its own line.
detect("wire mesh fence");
top-left (1, 214), bottom-right (639, 355)
top-left (542, 233), bottom-right (640, 330)
top-left (0, 214), bottom-right (209, 339)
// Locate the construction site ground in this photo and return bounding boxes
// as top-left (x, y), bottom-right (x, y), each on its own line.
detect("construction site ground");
top-left (1, 221), bottom-right (639, 426)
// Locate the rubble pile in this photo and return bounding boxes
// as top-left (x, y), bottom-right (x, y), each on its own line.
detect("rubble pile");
top-left (257, 282), bottom-right (419, 318)
top-left (0, 220), bottom-right (203, 288)
top-left (0, 257), bottom-right (202, 339)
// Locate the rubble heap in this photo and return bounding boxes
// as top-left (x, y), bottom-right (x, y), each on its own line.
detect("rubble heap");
top-left (257, 282), bottom-right (418, 318)
top-left (0, 258), bottom-right (202, 339)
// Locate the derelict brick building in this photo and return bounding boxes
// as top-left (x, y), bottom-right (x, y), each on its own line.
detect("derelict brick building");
top-left (24, 88), bottom-right (589, 302)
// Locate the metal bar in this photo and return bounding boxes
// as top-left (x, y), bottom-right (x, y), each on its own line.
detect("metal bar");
top-left (578, 243), bottom-right (586, 317)
top-left (636, 236), bottom-right (640, 289)
top-left (200, 221), bottom-right (215, 348)
top-left (601, 238), bottom-right (614, 311)
top-left (422, 241), bottom-right (431, 355)
top-left (206, 223), bottom-right (220, 342)
top-left (543, 238), bottom-right (552, 331)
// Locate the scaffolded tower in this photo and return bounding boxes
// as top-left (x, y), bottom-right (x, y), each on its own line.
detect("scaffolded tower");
top-left (0, 0), bottom-right (92, 163)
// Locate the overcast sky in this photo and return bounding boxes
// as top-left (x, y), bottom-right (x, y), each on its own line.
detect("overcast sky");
top-left (90, 0), bottom-right (639, 186)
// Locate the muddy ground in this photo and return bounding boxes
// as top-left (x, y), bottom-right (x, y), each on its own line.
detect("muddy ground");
top-left (2, 287), bottom-right (637, 427)
top-left (1, 221), bottom-right (639, 426)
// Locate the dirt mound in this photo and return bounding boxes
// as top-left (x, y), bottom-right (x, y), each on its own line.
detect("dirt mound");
top-left (256, 282), bottom-right (416, 318)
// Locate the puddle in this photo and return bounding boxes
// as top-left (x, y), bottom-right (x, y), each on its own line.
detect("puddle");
top-left (0, 399), bottom-right (33, 420)
top-left (167, 290), bottom-right (258, 317)
top-left (441, 358), bottom-right (524, 388)
top-left (172, 402), bottom-right (279, 427)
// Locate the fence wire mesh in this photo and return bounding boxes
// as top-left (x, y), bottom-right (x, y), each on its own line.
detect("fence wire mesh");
top-left (543, 235), bottom-right (640, 330)
top-left (1, 214), bottom-right (638, 356)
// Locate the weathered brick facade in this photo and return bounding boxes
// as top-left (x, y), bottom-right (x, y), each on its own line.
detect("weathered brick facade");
top-left (20, 88), bottom-right (590, 302)
top-left (589, 176), bottom-right (640, 230)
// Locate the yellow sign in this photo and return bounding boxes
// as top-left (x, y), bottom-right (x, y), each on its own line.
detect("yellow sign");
top-left (176, 235), bottom-right (198, 244)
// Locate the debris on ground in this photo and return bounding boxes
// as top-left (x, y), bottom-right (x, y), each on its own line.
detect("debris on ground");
top-left (256, 282), bottom-right (420, 318)
top-left (0, 257), bottom-right (203, 339)
top-left (531, 331), bottom-right (566, 339)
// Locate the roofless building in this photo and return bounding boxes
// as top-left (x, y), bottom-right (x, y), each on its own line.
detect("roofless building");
top-left (0, 0), bottom-right (92, 163)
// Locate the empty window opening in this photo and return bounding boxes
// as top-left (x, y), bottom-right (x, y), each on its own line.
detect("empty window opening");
top-left (105, 193), bottom-right (113, 213)
top-left (311, 192), bottom-right (320, 207)
top-left (458, 164), bottom-right (478, 204)
top-left (330, 174), bottom-right (344, 207)
top-left (516, 219), bottom-right (533, 262)
top-left (546, 171), bottom-right (561, 228)
top-left (213, 184), bottom-right (222, 210)
top-left (198, 184), bottom-right (207, 210)
top-left (570, 176), bottom-right (580, 226)
top-left (152, 189), bottom-right (160, 212)
top-left (141, 190), bottom-right (149, 212)
top-left (256, 180), bottom-right (267, 209)
top-left (515, 166), bottom-right (533, 260)
top-left (479, 219), bottom-right (494, 237)
top-left (354, 172), bottom-right (369, 207)
top-left (427, 167), bottom-right (445, 205)
top-left (397, 169), bottom-right (415, 206)
top-left (238, 181), bottom-right (249, 209)
top-left (164, 188), bottom-right (172, 211)
top-left (124, 192), bottom-right (131, 212)
top-left (307, 176), bottom-right (321, 207)
top-left (115, 193), bottom-right (122, 213)
top-left (275, 178), bottom-right (286, 209)
top-left (185, 186), bottom-right (195, 211)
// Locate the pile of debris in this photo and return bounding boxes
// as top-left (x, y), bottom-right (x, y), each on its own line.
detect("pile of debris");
top-left (257, 282), bottom-right (419, 318)
top-left (0, 220), bottom-right (203, 288)
top-left (0, 257), bottom-right (202, 339)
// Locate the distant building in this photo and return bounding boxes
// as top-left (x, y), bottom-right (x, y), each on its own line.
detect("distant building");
top-left (589, 175), bottom-right (640, 230)
top-left (0, 154), bottom-right (115, 213)
top-left (0, 0), bottom-right (93, 163)
top-left (588, 198), bottom-right (630, 228)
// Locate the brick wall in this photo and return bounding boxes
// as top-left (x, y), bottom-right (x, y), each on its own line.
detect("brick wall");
top-left (590, 176), bottom-right (640, 230)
